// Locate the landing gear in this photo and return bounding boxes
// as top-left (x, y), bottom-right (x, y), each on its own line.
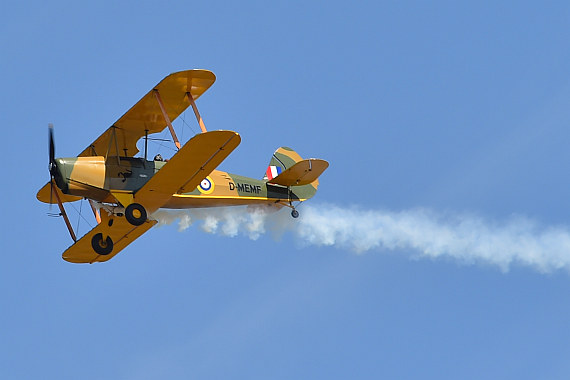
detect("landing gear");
top-left (125, 203), bottom-right (147, 226)
top-left (285, 186), bottom-right (301, 218)
top-left (91, 233), bottom-right (113, 255)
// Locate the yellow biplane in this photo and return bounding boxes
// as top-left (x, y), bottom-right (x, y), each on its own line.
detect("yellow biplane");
top-left (37, 70), bottom-right (328, 263)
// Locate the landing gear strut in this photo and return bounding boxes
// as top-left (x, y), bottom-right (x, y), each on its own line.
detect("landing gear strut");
top-left (286, 187), bottom-right (300, 218)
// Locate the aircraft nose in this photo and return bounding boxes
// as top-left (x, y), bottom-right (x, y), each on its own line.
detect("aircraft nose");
top-left (53, 158), bottom-right (71, 192)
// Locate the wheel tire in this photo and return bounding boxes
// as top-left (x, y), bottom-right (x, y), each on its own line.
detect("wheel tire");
top-left (291, 209), bottom-right (299, 218)
top-left (91, 233), bottom-right (113, 255)
top-left (125, 203), bottom-right (147, 226)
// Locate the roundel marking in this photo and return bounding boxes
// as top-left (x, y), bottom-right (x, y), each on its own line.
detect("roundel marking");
top-left (198, 176), bottom-right (215, 194)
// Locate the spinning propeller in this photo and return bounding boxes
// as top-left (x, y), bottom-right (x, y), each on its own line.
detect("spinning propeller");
top-left (47, 124), bottom-right (77, 242)
top-left (48, 124), bottom-right (57, 204)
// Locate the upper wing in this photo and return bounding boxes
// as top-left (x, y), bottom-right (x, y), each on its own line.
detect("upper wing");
top-left (134, 130), bottom-right (241, 212)
top-left (62, 211), bottom-right (157, 263)
top-left (79, 69), bottom-right (216, 158)
top-left (268, 158), bottom-right (329, 186)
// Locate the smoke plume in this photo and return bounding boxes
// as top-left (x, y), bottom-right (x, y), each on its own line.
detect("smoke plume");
top-left (152, 204), bottom-right (570, 273)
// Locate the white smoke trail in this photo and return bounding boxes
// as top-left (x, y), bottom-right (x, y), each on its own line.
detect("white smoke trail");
top-left (152, 204), bottom-right (570, 273)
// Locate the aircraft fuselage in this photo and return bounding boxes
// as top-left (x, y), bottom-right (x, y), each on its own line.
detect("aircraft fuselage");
top-left (53, 156), bottom-right (317, 209)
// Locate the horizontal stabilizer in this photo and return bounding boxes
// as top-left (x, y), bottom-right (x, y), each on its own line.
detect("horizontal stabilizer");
top-left (268, 158), bottom-right (329, 186)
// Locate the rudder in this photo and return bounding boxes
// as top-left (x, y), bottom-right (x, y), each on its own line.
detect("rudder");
top-left (263, 147), bottom-right (303, 181)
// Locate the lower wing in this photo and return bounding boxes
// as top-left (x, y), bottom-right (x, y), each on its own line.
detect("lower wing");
top-left (62, 207), bottom-right (157, 264)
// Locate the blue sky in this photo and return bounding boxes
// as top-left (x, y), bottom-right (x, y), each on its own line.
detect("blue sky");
top-left (3, 1), bottom-right (570, 379)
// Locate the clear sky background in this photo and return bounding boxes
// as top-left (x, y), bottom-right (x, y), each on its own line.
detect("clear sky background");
top-left (3, 1), bottom-right (570, 379)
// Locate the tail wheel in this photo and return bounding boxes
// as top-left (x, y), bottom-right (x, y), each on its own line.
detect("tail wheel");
top-left (91, 233), bottom-right (113, 255)
top-left (125, 203), bottom-right (147, 226)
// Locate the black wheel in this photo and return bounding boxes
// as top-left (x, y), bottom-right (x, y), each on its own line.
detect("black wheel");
top-left (291, 209), bottom-right (299, 218)
top-left (125, 203), bottom-right (147, 226)
top-left (91, 233), bottom-right (113, 255)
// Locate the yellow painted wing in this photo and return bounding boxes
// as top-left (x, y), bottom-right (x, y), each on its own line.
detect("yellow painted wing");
top-left (36, 182), bottom-right (82, 204)
top-left (134, 130), bottom-right (241, 212)
top-left (62, 211), bottom-right (157, 263)
top-left (79, 69), bottom-right (216, 158)
top-left (268, 158), bottom-right (329, 186)
top-left (62, 130), bottom-right (239, 263)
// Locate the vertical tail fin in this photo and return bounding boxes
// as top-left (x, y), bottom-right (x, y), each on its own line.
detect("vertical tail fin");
top-left (263, 147), bottom-right (303, 180)
top-left (263, 147), bottom-right (328, 195)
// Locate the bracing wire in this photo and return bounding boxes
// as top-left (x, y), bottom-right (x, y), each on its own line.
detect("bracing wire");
top-left (180, 111), bottom-right (199, 136)
top-left (68, 200), bottom-right (94, 231)
top-left (146, 110), bottom-right (199, 160)
top-left (75, 199), bottom-right (83, 235)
